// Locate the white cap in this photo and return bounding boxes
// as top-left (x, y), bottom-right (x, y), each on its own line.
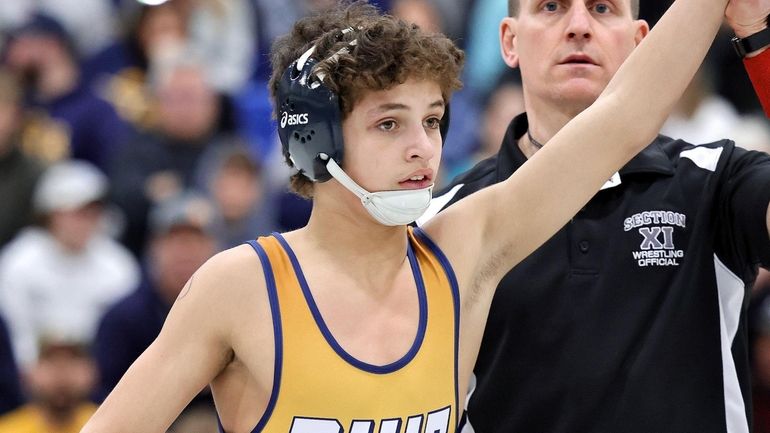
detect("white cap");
top-left (149, 192), bottom-right (215, 237)
top-left (33, 160), bottom-right (108, 213)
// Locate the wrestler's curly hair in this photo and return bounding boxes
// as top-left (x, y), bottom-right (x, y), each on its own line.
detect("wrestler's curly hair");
top-left (268, 0), bottom-right (464, 198)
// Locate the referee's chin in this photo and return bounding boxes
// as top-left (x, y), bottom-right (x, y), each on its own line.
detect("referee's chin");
top-left (551, 82), bottom-right (604, 109)
top-left (524, 85), bottom-right (602, 118)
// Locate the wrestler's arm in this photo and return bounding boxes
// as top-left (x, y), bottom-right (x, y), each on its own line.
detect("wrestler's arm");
top-left (80, 247), bottom-right (265, 433)
top-left (424, 0), bottom-right (729, 300)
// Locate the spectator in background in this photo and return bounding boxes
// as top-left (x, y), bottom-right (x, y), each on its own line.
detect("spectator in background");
top-left (476, 73), bottom-right (524, 159)
top-left (0, 337), bottom-right (96, 433)
top-left (93, 193), bottom-right (217, 405)
top-left (391, 0), bottom-right (442, 33)
top-left (249, 0), bottom-right (304, 81)
top-left (174, 0), bottom-right (256, 95)
top-left (86, 0), bottom-right (254, 121)
top-left (0, 68), bottom-right (43, 249)
top-left (300, 0), bottom-right (390, 12)
top-left (1, 12), bottom-right (132, 173)
top-left (0, 160), bottom-right (139, 369)
top-left (109, 49), bottom-right (234, 255)
top-left (247, 0), bottom-right (390, 81)
top-left (0, 314), bottom-right (23, 417)
top-left (429, 0), bottom-right (475, 43)
top-left (83, 1), bottom-right (190, 132)
top-left (203, 146), bottom-right (279, 250)
top-left (0, 0), bottom-right (118, 58)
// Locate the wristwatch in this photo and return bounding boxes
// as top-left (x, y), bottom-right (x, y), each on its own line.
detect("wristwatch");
top-left (732, 21), bottom-right (770, 58)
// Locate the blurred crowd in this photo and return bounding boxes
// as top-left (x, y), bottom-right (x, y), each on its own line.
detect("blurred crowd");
top-left (0, 0), bottom-right (767, 432)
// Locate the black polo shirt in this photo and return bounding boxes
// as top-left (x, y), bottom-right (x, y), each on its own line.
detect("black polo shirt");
top-left (430, 113), bottom-right (770, 433)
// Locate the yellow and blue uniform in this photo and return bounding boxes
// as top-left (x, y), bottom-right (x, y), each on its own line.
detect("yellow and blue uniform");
top-left (0, 403), bottom-right (96, 433)
top-left (242, 227), bottom-right (459, 433)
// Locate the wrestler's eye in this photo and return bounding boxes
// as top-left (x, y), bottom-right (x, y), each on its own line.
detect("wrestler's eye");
top-left (378, 120), bottom-right (397, 132)
top-left (424, 117), bottom-right (441, 130)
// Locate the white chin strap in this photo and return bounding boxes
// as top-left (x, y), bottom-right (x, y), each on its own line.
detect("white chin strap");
top-left (322, 155), bottom-right (433, 226)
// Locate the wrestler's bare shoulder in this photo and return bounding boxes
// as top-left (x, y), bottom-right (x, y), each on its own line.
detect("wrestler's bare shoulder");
top-left (187, 243), bottom-right (268, 302)
top-left (176, 243), bottom-right (274, 343)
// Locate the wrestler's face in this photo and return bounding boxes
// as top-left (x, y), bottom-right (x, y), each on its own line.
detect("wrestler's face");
top-left (340, 78), bottom-right (444, 194)
top-left (503, 0), bottom-right (648, 112)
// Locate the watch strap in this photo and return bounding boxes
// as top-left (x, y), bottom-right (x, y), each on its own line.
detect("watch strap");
top-left (733, 20), bottom-right (770, 58)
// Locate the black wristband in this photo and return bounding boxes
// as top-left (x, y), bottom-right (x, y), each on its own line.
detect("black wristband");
top-left (732, 16), bottom-right (770, 58)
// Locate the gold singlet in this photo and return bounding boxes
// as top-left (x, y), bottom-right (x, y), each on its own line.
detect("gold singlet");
top-left (242, 227), bottom-right (460, 433)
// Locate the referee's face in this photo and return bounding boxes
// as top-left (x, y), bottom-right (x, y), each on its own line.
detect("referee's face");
top-left (501, 0), bottom-right (648, 113)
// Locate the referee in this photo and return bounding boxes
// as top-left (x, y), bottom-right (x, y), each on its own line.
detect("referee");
top-left (426, 0), bottom-right (770, 432)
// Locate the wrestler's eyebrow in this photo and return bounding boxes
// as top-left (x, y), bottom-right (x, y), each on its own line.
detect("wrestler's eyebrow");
top-left (368, 100), bottom-right (445, 116)
top-left (370, 103), bottom-right (409, 114)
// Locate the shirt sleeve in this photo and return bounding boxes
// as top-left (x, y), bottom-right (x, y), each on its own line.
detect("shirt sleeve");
top-left (716, 144), bottom-right (770, 274)
top-left (744, 48), bottom-right (770, 118)
top-left (0, 260), bottom-right (39, 368)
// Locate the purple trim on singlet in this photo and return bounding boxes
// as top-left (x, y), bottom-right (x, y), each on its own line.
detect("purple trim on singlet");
top-left (412, 227), bottom-right (461, 430)
top-left (215, 240), bottom-right (283, 433)
top-left (271, 232), bottom-right (428, 374)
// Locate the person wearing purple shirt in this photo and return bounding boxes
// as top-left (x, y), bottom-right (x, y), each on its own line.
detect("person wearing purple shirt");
top-left (3, 13), bottom-right (131, 173)
top-left (0, 314), bottom-right (23, 416)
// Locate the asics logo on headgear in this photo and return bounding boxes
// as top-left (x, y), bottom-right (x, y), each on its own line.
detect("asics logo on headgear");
top-left (281, 112), bottom-right (309, 128)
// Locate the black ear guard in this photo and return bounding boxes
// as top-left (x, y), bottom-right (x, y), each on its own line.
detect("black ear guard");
top-left (276, 53), bottom-right (344, 182)
top-left (276, 42), bottom-right (451, 183)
